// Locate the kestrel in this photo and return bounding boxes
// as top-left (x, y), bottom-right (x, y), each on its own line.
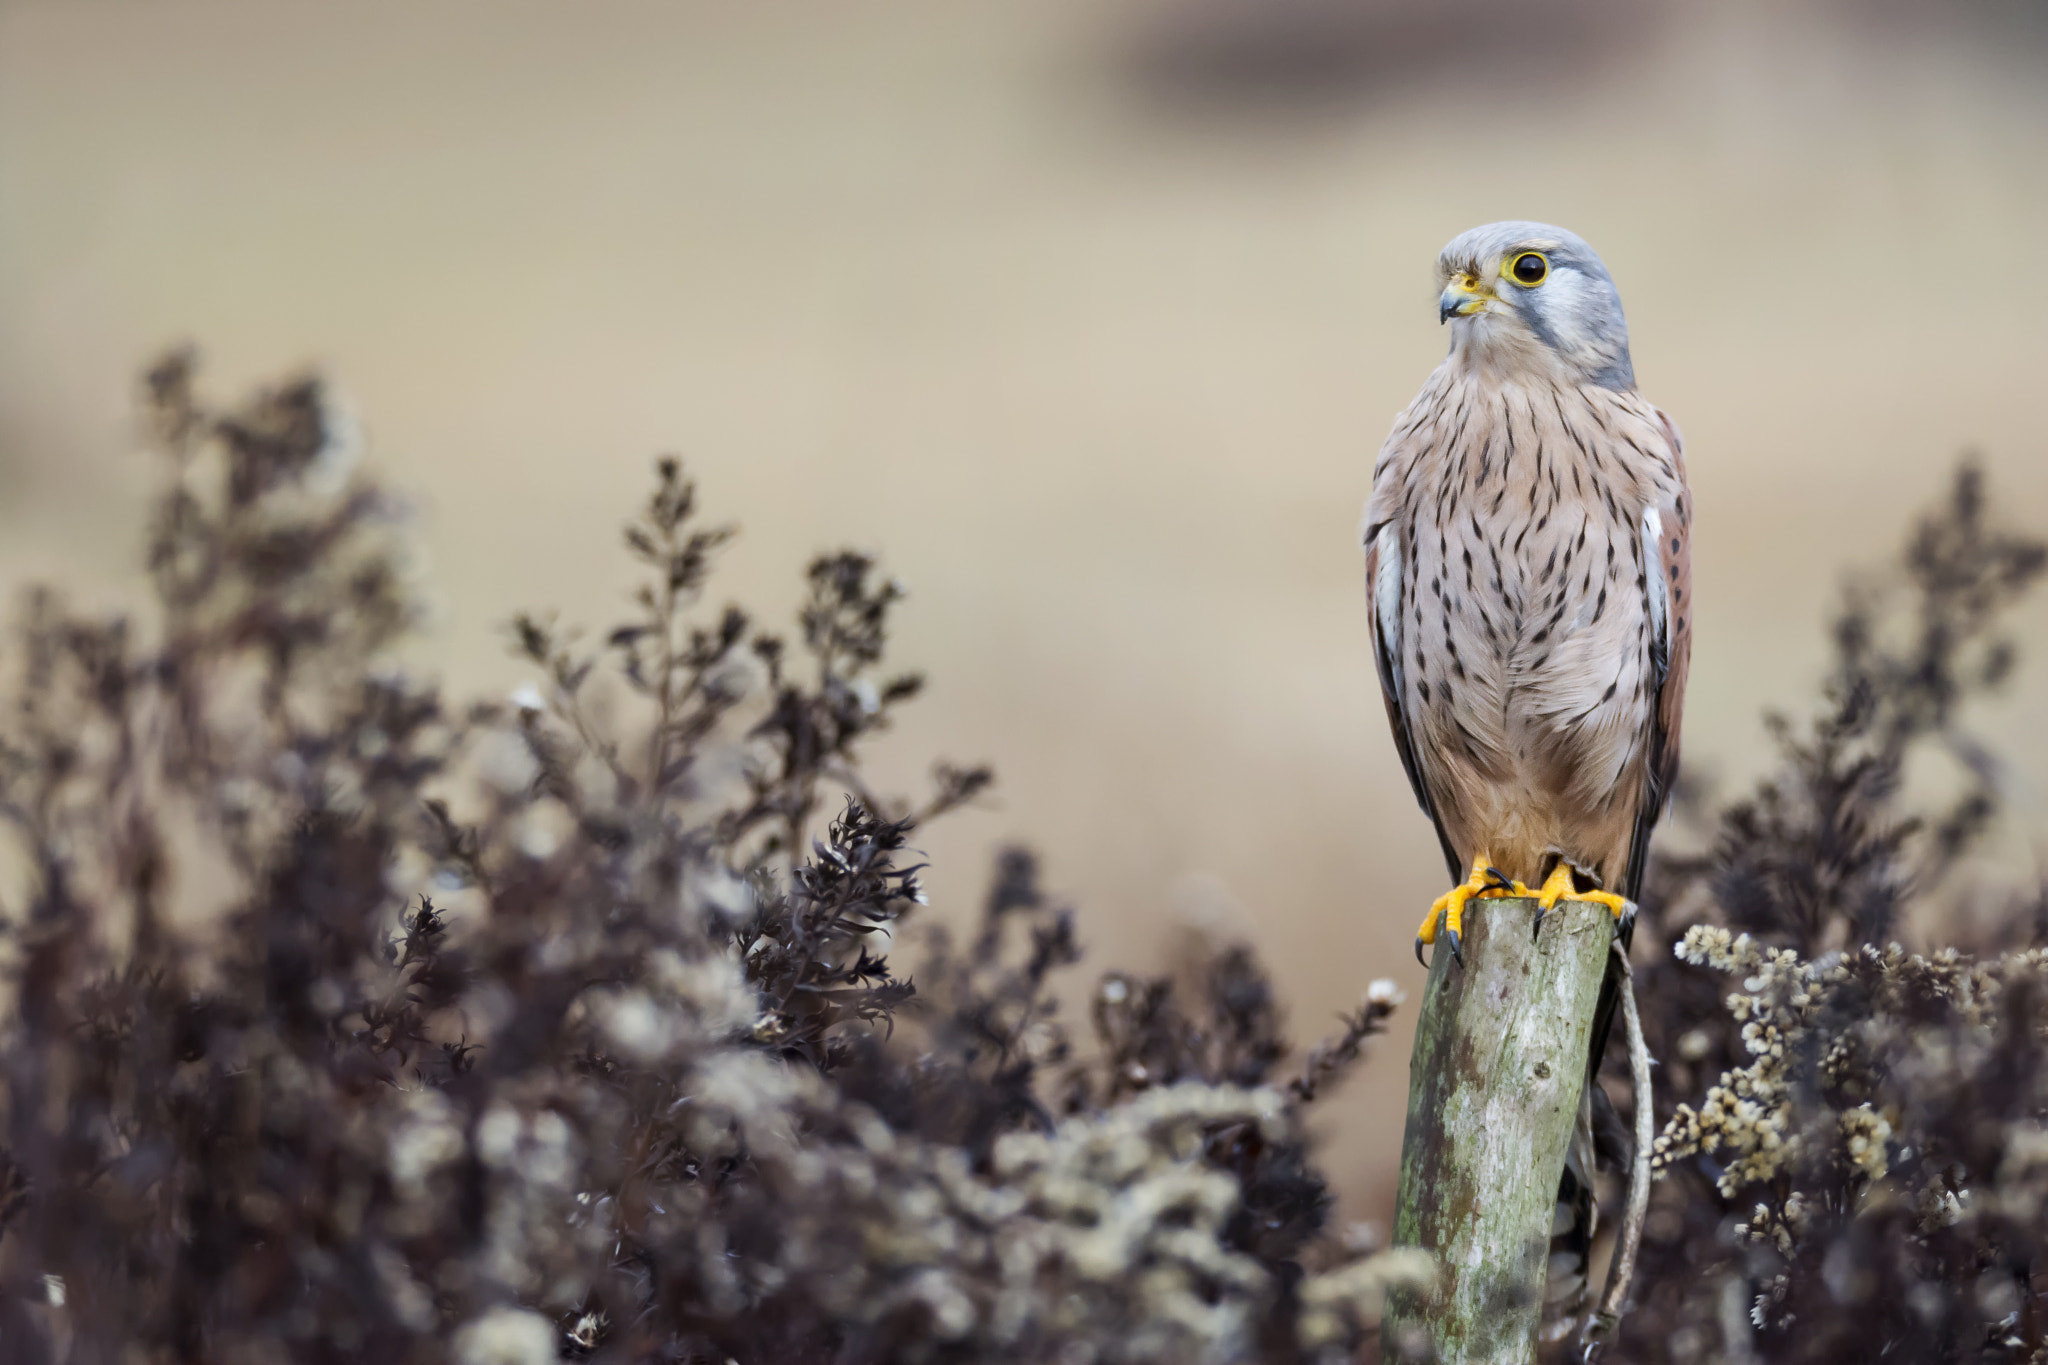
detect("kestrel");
top-left (1361, 222), bottom-right (1692, 963)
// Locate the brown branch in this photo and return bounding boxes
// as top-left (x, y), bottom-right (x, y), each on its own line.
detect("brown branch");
top-left (1581, 937), bottom-right (1654, 1358)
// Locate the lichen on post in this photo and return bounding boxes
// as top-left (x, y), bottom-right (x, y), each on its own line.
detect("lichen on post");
top-left (1382, 896), bottom-right (1616, 1364)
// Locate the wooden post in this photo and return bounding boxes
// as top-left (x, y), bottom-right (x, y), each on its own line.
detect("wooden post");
top-left (1383, 896), bottom-right (1615, 1364)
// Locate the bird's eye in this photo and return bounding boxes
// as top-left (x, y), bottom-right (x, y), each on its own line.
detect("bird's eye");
top-left (1508, 252), bottom-right (1549, 286)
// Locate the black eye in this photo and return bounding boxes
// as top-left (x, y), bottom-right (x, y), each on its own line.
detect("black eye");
top-left (1509, 252), bottom-right (1549, 286)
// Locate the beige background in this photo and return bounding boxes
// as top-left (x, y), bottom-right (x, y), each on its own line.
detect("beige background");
top-left (4, 0), bottom-right (2047, 1221)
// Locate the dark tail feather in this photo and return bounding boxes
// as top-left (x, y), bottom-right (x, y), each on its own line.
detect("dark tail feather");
top-left (1550, 774), bottom-right (1660, 1323)
top-left (1548, 905), bottom-right (1639, 1320)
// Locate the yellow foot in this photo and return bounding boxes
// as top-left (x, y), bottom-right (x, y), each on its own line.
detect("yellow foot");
top-left (1532, 861), bottom-right (1636, 933)
top-left (1415, 856), bottom-right (1531, 967)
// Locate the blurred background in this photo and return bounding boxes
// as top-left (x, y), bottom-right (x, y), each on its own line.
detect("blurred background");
top-left (3, 0), bottom-right (2047, 1223)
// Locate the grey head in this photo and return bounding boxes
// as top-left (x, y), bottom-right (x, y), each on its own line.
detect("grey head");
top-left (1436, 221), bottom-right (1633, 391)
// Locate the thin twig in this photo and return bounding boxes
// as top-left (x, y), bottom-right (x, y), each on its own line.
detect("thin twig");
top-left (1582, 936), bottom-right (1654, 1358)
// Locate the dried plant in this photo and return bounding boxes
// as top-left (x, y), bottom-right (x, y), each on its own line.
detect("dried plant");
top-left (6, 353), bottom-right (2043, 1365)
top-left (1605, 462), bottom-right (2048, 1365)
top-left (0, 355), bottom-right (1417, 1365)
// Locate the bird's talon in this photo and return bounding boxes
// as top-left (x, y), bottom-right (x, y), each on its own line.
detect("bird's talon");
top-left (1415, 854), bottom-right (1532, 969)
top-left (1533, 863), bottom-right (1635, 923)
top-left (1415, 935), bottom-right (1428, 968)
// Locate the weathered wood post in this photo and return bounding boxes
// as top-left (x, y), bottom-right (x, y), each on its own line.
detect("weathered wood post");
top-left (1382, 896), bottom-right (1615, 1364)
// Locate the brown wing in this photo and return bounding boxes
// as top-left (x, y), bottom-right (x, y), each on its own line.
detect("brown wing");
top-left (1620, 409), bottom-right (1693, 901)
top-left (1582, 407), bottom-right (1694, 1189)
top-left (1365, 524), bottom-right (1464, 884)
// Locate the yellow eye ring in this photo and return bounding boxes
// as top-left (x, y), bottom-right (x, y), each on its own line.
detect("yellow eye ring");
top-left (1506, 251), bottom-right (1549, 287)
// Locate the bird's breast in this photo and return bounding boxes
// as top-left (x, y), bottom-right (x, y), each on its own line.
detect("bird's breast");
top-left (1394, 382), bottom-right (1667, 790)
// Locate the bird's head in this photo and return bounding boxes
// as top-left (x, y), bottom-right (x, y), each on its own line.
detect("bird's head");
top-left (1435, 221), bottom-right (1633, 391)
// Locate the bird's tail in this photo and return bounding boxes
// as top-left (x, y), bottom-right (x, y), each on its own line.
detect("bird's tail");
top-left (1547, 945), bottom-right (1636, 1325)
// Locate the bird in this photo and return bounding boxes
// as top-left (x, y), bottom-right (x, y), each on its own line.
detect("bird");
top-left (1361, 220), bottom-right (1690, 963)
top-left (1360, 220), bottom-right (1692, 1301)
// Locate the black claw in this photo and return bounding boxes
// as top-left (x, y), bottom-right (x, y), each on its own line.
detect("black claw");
top-left (1531, 904), bottom-right (1547, 939)
top-left (1483, 865), bottom-right (1515, 893)
top-left (1415, 935), bottom-right (1429, 968)
top-left (1446, 927), bottom-right (1463, 966)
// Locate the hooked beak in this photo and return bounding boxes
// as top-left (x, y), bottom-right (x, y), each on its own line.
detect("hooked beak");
top-left (1439, 273), bottom-right (1492, 324)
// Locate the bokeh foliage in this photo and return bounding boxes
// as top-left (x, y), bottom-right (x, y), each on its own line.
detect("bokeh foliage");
top-left (0, 358), bottom-right (1416, 1365)
top-left (1612, 463), bottom-right (2048, 1365)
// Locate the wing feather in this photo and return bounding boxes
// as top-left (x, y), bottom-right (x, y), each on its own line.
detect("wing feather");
top-left (1365, 525), bottom-right (1464, 883)
top-left (1621, 409), bottom-right (1693, 901)
top-left (1588, 407), bottom-right (1693, 1168)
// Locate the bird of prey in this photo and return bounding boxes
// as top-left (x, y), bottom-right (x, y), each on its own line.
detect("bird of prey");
top-left (1361, 221), bottom-right (1692, 962)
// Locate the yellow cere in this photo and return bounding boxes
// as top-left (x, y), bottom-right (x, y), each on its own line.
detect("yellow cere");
top-left (1444, 272), bottom-right (1490, 316)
